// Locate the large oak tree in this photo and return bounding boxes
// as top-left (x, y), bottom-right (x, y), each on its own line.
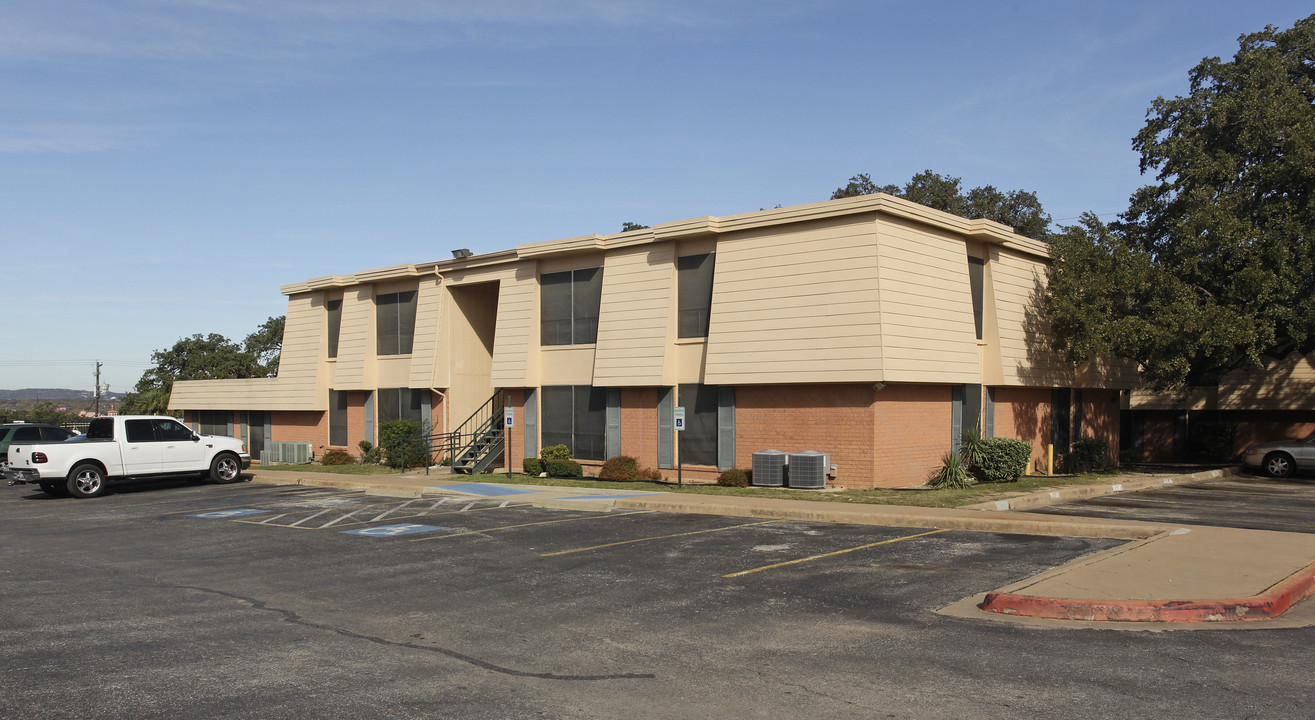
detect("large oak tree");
top-left (1046, 15), bottom-right (1315, 387)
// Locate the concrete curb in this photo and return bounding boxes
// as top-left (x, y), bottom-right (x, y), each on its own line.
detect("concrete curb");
top-left (979, 558), bottom-right (1315, 622)
top-left (962, 467), bottom-right (1242, 512)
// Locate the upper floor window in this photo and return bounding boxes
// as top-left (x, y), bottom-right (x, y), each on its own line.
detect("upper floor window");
top-left (677, 253), bottom-right (715, 338)
top-left (326, 298), bottom-right (342, 359)
top-left (541, 268), bottom-right (602, 346)
top-left (376, 291), bottom-right (417, 356)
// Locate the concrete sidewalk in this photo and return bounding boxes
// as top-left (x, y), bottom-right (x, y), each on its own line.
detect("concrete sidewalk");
top-left (248, 467), bottom-right (1315, 625)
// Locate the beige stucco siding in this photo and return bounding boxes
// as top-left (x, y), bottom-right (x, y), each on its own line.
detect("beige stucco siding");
top-left (990, 246), bottom-right (1074, 387)
top-left (703, 216), bottom-right (883, 384)
top-left (592, 244), bottom-right (675, 386)
top-left (407, 277), bottom-right (444, 390)
top-left (1219, 351), bottom-right (1315, 410)
top-left (168, 293), bottom-right (325, 411)
top-left (489, 261), bottom-right (537, 387)
top-left (875, 215), bottom-right (980, 383)
top-left (333, 285), bottom-right (375, 390)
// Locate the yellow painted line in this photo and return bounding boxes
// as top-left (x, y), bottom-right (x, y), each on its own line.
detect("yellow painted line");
top-left (409, 510), bottom-right (654, 542)
top-left (722, 529), bottom-right (950, 578)
top-left (540, 519), bottom-right (781, 557)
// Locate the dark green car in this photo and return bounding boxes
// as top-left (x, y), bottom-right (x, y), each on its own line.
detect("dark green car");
top-left (0, 423), bottom-right (78, 465)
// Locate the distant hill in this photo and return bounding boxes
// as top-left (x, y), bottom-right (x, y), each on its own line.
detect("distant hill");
top-left (0, 388), bottom-right (127, 403)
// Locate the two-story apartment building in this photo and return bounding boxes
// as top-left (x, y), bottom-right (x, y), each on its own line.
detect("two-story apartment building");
top-left (169, 194), bottom-right (1136, 488)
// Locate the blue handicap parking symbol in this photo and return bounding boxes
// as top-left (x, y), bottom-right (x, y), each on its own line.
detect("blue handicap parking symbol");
top-left (189, 509), bottom-right (270, 519)
top-left (341, 523), bottom-right (446, 537)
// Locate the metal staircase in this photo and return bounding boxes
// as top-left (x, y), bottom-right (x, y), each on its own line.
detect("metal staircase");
top-left (439, 392), bottom-right (505, 475)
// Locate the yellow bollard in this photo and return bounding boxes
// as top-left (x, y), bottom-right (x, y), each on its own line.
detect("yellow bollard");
top-left (1047, 444), bottom-right (1054, 476)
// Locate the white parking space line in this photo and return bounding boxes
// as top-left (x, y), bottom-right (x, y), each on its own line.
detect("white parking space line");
top-left (369, 500), bottom-right (415, 522)
top-left (288, 508), bottom-right (340, 527)
top-left (319, 508), bottom-right (371, 528)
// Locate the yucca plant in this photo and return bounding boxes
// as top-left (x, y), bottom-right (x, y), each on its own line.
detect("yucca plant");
top-left (927, 449), bottom-right (974, 489)
top-left (959, 428), bottom-right (987, 470)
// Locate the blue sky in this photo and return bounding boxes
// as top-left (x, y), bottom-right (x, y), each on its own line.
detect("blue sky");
top-left (2, 0), bottom-right (1310, 393)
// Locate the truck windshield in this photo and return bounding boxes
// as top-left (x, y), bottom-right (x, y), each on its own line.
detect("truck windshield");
top-left (86, 418), bottom-right (115, 440)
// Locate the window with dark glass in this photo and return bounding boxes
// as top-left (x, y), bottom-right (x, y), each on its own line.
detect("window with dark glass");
top-left (329, 390), bottom-right (348, 446)
top-left (125, 420), bottom-right (155, 443)
top-left (326, 298), bottom-right (342, 359)
top-left (199, 411), bottom-right (228, 436)
top-left (678, 253), bottom-right (715, 338)
top-left (968, 256), bottom-right (985, 340)
top-left (378, 388), bottom-right (425, 425)
top-left (540, 268), bottom-right (602, 345)
top-left (376, 291), bottom-right (418, 356)
top-left (541, 385), bottom-right (607, 460)
top-left (678, 383), bottom-right (719, 466)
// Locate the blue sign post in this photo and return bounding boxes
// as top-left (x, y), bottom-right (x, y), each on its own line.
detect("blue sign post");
top-left (504, 405), bottom-right (515, 479)
top-left (673, 406), bottom-right (685, 487)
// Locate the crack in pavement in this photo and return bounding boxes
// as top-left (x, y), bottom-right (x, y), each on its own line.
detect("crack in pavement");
top-left (170, 582), bottom-right (656, 681)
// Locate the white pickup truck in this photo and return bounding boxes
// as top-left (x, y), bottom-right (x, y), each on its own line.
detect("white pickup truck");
top-left (3, 415), bottom-right (250, 498)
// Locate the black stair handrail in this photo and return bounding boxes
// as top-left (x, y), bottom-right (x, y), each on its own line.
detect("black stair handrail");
top-left (421, 391), bottom-right (504, 474)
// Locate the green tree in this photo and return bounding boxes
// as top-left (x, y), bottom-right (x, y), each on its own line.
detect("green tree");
top-left (831, 170), bottom-right (1052, 239)
top-left (1046, 15), bottom-right (1315, 387)
top-left (121, 316), bottom-right (285, 414)
top-left (620, 221), bottom-right (650, 232)
top-left (244, 315), bottom-right (285, 377)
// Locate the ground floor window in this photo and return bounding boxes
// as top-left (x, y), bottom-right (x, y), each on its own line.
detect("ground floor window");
top-left (378, 388), bottom-right (426, 425)
top-left (329, 390), bottom-right (348, 446)
top-left (541, 385), bottom-right (607, 461)
top-left (198, 410), bottom-right (230, 437)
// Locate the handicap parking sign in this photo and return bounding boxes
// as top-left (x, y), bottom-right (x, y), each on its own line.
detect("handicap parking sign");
top-left (189, 509), bottom-right (270, 519)
top-left (341, 523), bottom-right (446, 537)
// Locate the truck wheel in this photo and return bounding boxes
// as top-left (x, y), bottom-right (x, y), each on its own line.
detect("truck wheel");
top-left (39, 482), bottom-right (69, 497)
top-left (210, 453), bottom-right (242, 484)
top-left (67, 463), bottom-right (108, 498)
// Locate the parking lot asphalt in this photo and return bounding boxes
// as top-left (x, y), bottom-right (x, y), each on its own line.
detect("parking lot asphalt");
top-left (1031, 474), bottom-right (1315, 534)
top-left (5, 479), bottom-right (1315, 719)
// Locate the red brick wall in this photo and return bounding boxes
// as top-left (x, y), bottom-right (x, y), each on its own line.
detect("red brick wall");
top-left (872, 384), bottom-right (953, 488)
top-left (1233, 422), bottom-right (1315, 457)
top-left (993, 387), bottom-right (1051, 473)
top-left (736, 383), bottom-right (880, 487)
top-left (620, 388), bottom-right (661, 475)
top-left (1080, 389), bottom-right (1121, 463)
top-left (270, 411), bottom-right (328, 454)
top-left (1141, 414), bottom-right (1177, 461)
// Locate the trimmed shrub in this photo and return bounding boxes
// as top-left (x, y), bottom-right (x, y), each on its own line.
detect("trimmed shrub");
top-left (523, 458), bottom-right (544, 475)
top-left (641, 467), bottom-right (664, 481)
top-left (320, 448), bottom-right (355, 466)
top-left (716, 468), bottom-right (750, 487)
top-left (1068, 438), bottom-right (1110, 473)
top-left (927, 450), bottom-right (974, 489)
top-left (540, 444), bottom-right (571, 461)
top-left (379, 418), bottom-right (431, 469)
top-left (1189, 421), bottom-right (1239, 462)
top-left (599, 455), bottom-right (642, 481)
top-left (973, 437), bottom-right (1033, 483)
top-left (544, 459), bottom-right (582, 478)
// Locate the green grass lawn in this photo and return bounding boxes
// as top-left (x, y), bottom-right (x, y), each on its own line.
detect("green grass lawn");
top-left (259, 462), bottom-right (409, 476)
top-left (459, 470), bottom-right (1131, 509)
top-left (258, 462), bottom-right (1134, 508)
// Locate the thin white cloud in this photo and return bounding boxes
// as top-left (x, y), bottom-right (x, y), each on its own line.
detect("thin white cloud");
top-left (0, 0), bottom-right (802, 62)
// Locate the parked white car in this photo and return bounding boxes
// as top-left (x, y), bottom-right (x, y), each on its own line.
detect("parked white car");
top-left (2, 415), bottom-right (250, 498)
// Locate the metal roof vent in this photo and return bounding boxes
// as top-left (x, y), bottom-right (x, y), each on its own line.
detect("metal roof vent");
top-left (788, 451), bottom-right (828, 489)
top-left (751, 450), bottom-right (788, 487)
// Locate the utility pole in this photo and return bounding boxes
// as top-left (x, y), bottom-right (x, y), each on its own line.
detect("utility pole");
top-left (94, 361), bottom-right (103, 416)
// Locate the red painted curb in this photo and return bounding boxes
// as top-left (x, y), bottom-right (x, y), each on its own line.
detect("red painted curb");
top-left (980, 560), bottom-right (1315, 622)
